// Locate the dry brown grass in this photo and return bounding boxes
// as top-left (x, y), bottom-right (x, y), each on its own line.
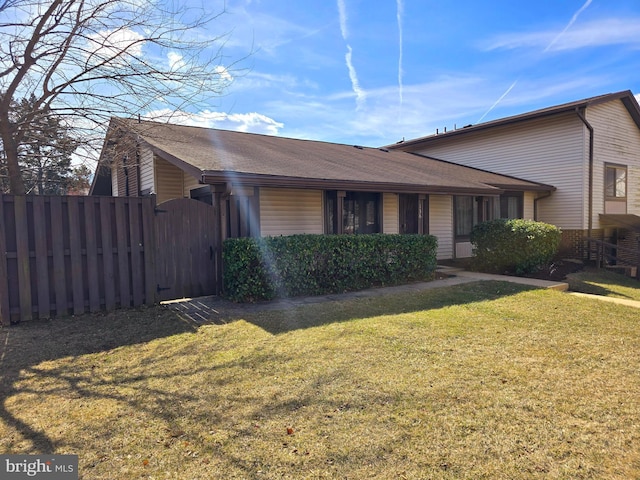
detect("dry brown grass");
top-left (1, 281), bottom-right (639, 479)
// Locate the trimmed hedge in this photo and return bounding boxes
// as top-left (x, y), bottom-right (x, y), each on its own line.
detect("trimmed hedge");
top-left (223, 234), bottom-right (438, 302)
top-left (470, 218), bottom-right (561, 275)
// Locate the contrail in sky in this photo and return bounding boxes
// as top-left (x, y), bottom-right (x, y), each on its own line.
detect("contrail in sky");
top-left (337, 0), bottom-right (348, 39)
top-left (346, 46), bottom-right (366, 110)
top-left (337, 0), bottom-right (366, 110)
top-left (397, 0), bottom-right (404, 107)
top-left (477, 0), bottom-right (593, 123)
top-left (477, 79), bottom-right (518, 123)
top-left (545, 0), bottom-right (593, 52)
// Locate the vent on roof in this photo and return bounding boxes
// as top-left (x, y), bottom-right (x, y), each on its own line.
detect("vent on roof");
top-left (353, 145), bottom-right (363, 149)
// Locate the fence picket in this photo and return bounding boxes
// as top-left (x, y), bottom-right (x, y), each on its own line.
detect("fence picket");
top-left (49, 196), bottom-right (69, 317)
top-left (100, 197), bottom-right (116, 310)
top-left (84, 197), bottom-right (101, 312)
top-left (33, 196), bottom-right (51, 318)
top-left (67, 197), bottom-right (85, 315)
top-left (0, 196), bottom-right (10, 325)
top-left (14, 196), bottom-right (33, 321)
top-left (115, 198), bottom-right (131, 307)
top-left (141, 196), bottom-right (157, 304)
top-left (129, 199), bottom-right (144, 306)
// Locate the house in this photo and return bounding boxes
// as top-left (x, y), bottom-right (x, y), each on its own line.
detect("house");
top-left (90, 117), bottom-right (553, 260)
top-left (388, 90), bottom-right (640, 259)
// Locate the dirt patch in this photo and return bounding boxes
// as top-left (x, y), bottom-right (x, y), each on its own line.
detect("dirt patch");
top-left (522, 259), bottom-right (586, 282)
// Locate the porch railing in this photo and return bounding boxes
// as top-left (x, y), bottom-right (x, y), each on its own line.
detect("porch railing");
top-left (585, 237), bottom-right (640, 280)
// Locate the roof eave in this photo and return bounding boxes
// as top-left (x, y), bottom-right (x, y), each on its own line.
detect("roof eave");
top-left (201, 171), bottom-right (504, 195)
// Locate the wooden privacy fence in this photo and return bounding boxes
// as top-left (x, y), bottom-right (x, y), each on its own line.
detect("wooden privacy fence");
top-left (0, 195), bottom-right (222, 325)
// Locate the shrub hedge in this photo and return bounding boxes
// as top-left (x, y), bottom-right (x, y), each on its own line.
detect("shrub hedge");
top-left (223, 234), bottom-right (438, 302)
top-left (469, 218), bottom-right (561, 275)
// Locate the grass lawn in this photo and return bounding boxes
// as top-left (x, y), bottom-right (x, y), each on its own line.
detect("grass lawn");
top-left (567, 267), bottom-right (640, 301)
top-left (1, 281), bottom-right (639, 479)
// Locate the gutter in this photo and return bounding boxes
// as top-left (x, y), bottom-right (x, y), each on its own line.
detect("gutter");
top-left (574, 107), bottom-right (594, 239)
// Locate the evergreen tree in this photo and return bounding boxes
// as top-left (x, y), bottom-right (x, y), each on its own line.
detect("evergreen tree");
top-left (0, 95), bottom-right (79, 194)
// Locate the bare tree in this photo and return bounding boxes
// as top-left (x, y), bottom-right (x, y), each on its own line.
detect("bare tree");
top-left (0, 0), bottom-right (242, 194)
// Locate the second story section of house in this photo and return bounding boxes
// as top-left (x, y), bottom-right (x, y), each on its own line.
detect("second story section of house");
top-left (388, 90), bottom-right (640, 240)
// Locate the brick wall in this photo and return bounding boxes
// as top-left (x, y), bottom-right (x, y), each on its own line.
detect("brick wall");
top-left (559, 229), bottom-right (605, 259)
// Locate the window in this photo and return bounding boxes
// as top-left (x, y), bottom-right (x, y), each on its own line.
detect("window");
top-left (455, 196), bottom-right (476, 237)
top-left (343, 192), bottom-right (380, 234)
top-left (325, 191), bottom-right (338, 234)
top-left (605, 165), bottom-right (627, 198)
top-left (325, 191), bottom-right (381, 234)
top-left (499, 192), bottom-right (523, 219)
top-left (455, 192), bottom-right (523, 239)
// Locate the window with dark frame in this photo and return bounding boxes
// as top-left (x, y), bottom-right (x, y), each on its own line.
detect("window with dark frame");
top-left (454, 192), bottom-right (523, 240)
top-left (325, 191), bottom-right (381, 234)
top-left (605, 164), bottom-right (627, 199)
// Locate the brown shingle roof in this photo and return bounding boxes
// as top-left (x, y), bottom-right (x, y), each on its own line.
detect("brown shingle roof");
top-left (113, 117), bottom-right (553, 194)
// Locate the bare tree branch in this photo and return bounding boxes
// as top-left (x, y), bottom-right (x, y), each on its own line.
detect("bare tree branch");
top-left (0, 0), bottom-right (246, 194)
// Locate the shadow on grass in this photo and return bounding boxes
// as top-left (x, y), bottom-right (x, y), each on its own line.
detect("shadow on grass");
top-left (219, 280), bottom-right (535, 335)
top-left (566, 269), bottom-right (639, 300)
top-left (0, 280), bottom-right (535, 456)
top-left (0, 306), bottom-right (196, 453)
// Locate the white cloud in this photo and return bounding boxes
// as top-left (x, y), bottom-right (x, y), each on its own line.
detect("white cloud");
top-left (144, 109), bottom-right (284, 135)
top-left (214, 65), bottom-right (233, 83)
top-left (86, 28), bottom-right (145, 62)
top-left (483, 18), bottom-right (640, 52)
top-left (167, 51), bottom-right (186, 71)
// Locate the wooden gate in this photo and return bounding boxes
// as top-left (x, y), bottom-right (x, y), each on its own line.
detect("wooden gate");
top-left (155, 198), bottom-right (222, 301)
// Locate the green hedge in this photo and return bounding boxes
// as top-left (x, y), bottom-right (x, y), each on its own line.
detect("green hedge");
top-left (470, 218), bottom-right (561, 275)
top-left (223, 234), bottom-right (438, 302)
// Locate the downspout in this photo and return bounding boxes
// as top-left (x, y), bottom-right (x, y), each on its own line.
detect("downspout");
top-left (533, 191), bottom-right (552, 221)
top-left (575, 107), bottom-right (594, 240)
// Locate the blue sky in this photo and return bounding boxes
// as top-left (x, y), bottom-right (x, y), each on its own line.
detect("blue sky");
top-left (150, 0), bottom-right (640, 147)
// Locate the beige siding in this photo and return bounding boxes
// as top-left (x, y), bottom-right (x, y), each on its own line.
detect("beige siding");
top-left (587, 100), bottom-right (640, 226)
top-left (183, 172), bottom-right (201, 195)
top-left (111, 164), bottom-right (119, 196)
top-left (153, 157), bottom-right (202, 202)
top-left (524, 191), bottom-right (535, 220)
top-left (139, 145), bottom-right (154, 193)
top-left (415, 112), bottom-right (586, 229)
top-left (456, 242), bottom-right (473, 258)
top-left (429, 194), bottom-right (453, 260)
top-left (154, 156), bottom-right (184, 204)
top-left (383, 193), bottom-right (399, 234)
top-left (259, 188), bottom-right (323, 236)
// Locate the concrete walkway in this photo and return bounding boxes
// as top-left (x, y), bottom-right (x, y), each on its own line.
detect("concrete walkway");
top-left (163, 265), bottom-right (577, 325)
top-left (566, 291), bottom-right (640, 309)
top-left (435, 265), bottom-right (569, 291)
